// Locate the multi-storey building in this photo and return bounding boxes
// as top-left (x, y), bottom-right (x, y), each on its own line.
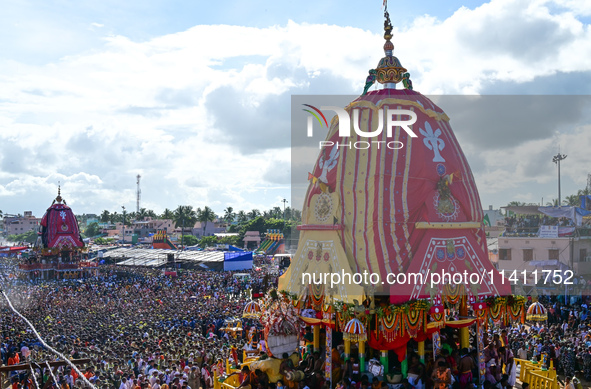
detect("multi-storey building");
top-left (3, 211), bottom-right (42, 235)
top-left (495, 206), bottom-right (591, 291)
top-left (130, 218), bottom-right (175, 238)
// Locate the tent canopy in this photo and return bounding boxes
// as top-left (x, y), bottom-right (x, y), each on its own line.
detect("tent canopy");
top-left (501, 206), bottom-right (544, 215)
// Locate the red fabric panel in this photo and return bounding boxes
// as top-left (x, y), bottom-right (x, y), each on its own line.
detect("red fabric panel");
top-left (367, 327), bottom-right (438, 361)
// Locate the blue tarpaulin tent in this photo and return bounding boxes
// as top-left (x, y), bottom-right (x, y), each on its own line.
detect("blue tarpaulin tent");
top-left (538, 206), bottom-right (591, 226)
top-left (224, 251), bottom-right (253, 271)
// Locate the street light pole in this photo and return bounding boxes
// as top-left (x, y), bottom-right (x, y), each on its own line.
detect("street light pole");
top-left (281, 199), bottom-right (288, 248)
top-left (121, 206), bottom-right (126, 244)
top-left (281, 199), bottom-right (288, 224)
top-left (552, 153), bottom-right (567, 206)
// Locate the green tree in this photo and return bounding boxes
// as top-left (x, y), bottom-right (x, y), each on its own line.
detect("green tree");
top-left (109, 211), bottom-right (119, 224)
top-left (100, 210), bottom-right (110, 223)
top-left (247, 209), bottom-right (261, 220)
top-left (290, 208), bottom-right (301, 222)
top-left (563, 194), bottom-right (580, 206)
top-left (237, 211), bottom-right (248, 224)
top-left (94, 237), bottom-right (115, 245)
top-left (137, 208), bottom-right (148, 221)
top-left (7, 230), bottom-right (37, 244)
top-left (224, 207), bottom-right (235, 224)
top-left (181, 235), bottom-right (199, 246)
top-left (199, 235), bottom-right (219, 248)
top-left (85, 222), bottom-right (101, 237)
top-left (220, 235), bottom-right (240, 246)
top-left (174, 205), bottom-right (198, 236)
top-left (239, 216), bottom-right (268, 236)
top-left (197, 206), bottom-right (217, 237)
top-left (121, 209), bottom-right (128, 226)
top-left (161, 208), bottom-right (174, 220)
top-left (271, 206), bottom-right (282, 219)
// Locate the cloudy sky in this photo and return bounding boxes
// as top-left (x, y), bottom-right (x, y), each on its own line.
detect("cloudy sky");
top-left (1, 0), bottom-right (591, 218)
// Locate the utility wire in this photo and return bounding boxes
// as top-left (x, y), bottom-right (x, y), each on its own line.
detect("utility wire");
top-left (29, 362), bottom-right (40, 389)
top-left (1, 290), bottom-right (96, 389)
top-left (46, 361), bottom-right (59, 388)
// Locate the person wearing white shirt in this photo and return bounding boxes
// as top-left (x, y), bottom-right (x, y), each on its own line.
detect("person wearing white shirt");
top-left (517, 345), bottom-right (527, 360)
top-left (150, 371), bottom-right (159, 386)
top-left (119, 378), bottom-right (128, 389)
top-left (20, 346), bottom-right (30, 361)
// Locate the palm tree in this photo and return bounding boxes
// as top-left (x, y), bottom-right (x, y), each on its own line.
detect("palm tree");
top-left (198, 206), bottom-right (217, 237)
top-left (224, 207), bottom-right (235, 224)
top-left (109, 211), bottom-right (119, 224)
top-left (100, 210), bottom-right (110, 223)
top-left (137, 208), bottom-right (148, 221)
top-left (291, 209), bottom-right (302, 222)
top-left (271, 207), bottom-right (282, 219)
top-left (247, 209), bottom-right (261, 220)
top-left (237, 211), bottom-right (248, 224)
top-left (174, 205), bottom-right (198, 239)
top-left (563, 194), bottom-right (580, 207)
top-left (161, 208), bottom-right (174, 220)
top-left (146, 209), bottom-right (157, 219)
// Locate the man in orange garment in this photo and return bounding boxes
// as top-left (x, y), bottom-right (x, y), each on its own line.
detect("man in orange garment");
top-left (7, 351), bottom-right (19, 366)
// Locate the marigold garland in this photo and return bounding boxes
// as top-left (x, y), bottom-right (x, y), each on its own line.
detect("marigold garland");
top-left (444, 283), bottom-right (463, 305)
top-left (278, 290), bottom-right (526, 339)
top-left (508, 304), bottom-right (523, 321)
top-left (476, 308), bottom-right (488, 322)
top-left (308, 284), bottom-right (325, 310)
top-left (404, 309), bottom-right (423, 337)
top-left (378, 311), bottom-right (401, 342)
top-left (431, 312), bottom-right (444, 323)
top-left (488, 303), bottom-right (504, 323)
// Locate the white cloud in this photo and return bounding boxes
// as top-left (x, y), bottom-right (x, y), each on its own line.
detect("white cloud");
top-left (0, 0), bottom-right (590, 215)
